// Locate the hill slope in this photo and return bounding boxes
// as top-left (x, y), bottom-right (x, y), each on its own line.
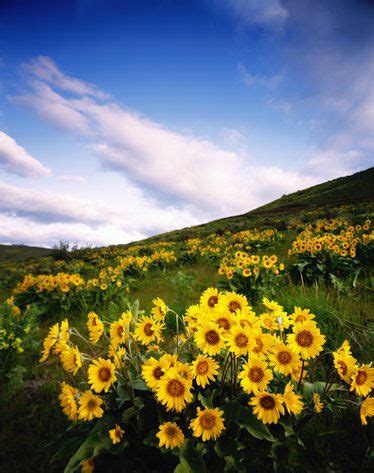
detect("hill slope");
top-left (145, 167), bottom-right (374, 242)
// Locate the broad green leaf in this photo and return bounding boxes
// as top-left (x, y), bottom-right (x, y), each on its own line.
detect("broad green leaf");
top-left (174, 439), bottom-right (206, 473)
top-left (64, 431), bottom-right (111, 473)
top-left (223, 402), bottom-right (275, 442)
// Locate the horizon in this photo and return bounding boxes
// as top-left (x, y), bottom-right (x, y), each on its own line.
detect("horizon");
top-left (1, 0), bottom-right (374, 247)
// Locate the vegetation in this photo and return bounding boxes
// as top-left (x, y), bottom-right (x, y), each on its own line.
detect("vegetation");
top-left (0, 168), bottom-right (373, 472)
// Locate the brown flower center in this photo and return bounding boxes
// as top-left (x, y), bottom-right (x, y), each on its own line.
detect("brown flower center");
top-left (337, 360), bottom-right (347, 375)
top-left (196, 360), bottom-right (209, 375)
top-left (165, 426), bottom-right (177, 437)
top-left (259, 395), bottom-right (276, 410)
top-left (98, 367), bottom-right (112, 382)
top-left (217, 317), bottom-right (230, 330)
top-left (296, 330), bottom-right (313, 347)
top-left (143, 323), bottom-right (154, 337)
top-left (235, 333), bottom-right (249, 348)
top-left (248, 367), bottom-right (264, 383)
top-left (153, 366), bottom-right (164, 380)
top-left (199, 412), bottom-right (216, 429)
top-left (208, 295), bottom-right (218, 307)
top-left (253, 338), bottom-right (264, 353)
top-left (117, 325), bottom-right (124, 336)
top-left (166, 379), bottom-right (185, 397)
top-left (277, 351), bottom-right (292, 364)
top-left (228, 301), bottom-right (241, 313)
top-left (205, 330), bottom-right (220, 345)
top-left (295, 315), bottom-right (306, 323)
top-left (356, 370), bottom-right (368, 386)
top-left (87, 399), bottom-right (98, 410)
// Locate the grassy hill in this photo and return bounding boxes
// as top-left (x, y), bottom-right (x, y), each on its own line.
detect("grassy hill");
top-left (0, 244), bottom-right (52, 263)
top-left (143, 167), bottom-right (374, 243)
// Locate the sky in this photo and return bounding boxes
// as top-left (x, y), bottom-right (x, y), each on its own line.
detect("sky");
top-left (0, 0), bottom-right (373, 248)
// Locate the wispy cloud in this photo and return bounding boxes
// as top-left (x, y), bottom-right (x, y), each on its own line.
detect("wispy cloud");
top-left (0, 131), bottom-right (51, 178)
top-left (217, 0), bottom-right (288, 29)
top-left (238, 63), bottom-right (282, 89)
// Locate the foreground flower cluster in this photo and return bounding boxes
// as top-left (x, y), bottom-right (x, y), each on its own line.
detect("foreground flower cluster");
top-left (40, 288), bottom-right (373, 471)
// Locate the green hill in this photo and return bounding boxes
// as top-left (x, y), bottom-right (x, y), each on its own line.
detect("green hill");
top-left (144, 167), bottom-right (374, 243)
top-left (0, 244), bottom-right (52, 263)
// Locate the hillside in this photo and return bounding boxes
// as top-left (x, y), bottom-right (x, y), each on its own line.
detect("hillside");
top-left (144, 167), bottom-right (374, 243)
top-left (0, 244), bottom-right (52, 263)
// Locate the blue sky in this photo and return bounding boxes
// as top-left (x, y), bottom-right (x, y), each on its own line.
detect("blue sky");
top-left (0, 0), bottom-right (373, 246)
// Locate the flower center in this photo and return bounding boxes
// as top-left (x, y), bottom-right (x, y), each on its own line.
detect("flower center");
top-left (253, 339), bottom-right (263, 353)
top-left (235, 333), bottom-right (249, 348)
top-left (337, 360), bottom-right (347, 375)
top-left (153, 366), bottom-right (164, 380)
top-left (199, 412), bottom-right (216, 429)
top-left (98, 367), bottom-right (112, 382)
top-left (356, 370), bottom-right (368, 386)
top-left (295, 315), bottom-right (306, 323)
top-left (165, 426), bottom-right (177, 438)
top-left (277, 351), bottom-right (292, 364)
top-left (166, 379), bottom-right (185, 397)
top-left (143, 323), bottom-right (154, 337)
top-left (296, 330), bottom-right (313, 347)
top-left (248, 367), bottom-right (264, 383)
top-left (228, 301), bottom-right (241, 313)
top-left (117, 325), bottom-right (124, 336)
top-left (216, 317), bottom-right (230, 330)
top-left (205, 330), bottom-right (220, 345)
top-left (87, 399), bottom-right (97, 410)
top-left (196, 360), bottom-right (209, 375)
top-left (208, 295), bottom-right (218, 307)
top-left (259, 395), bottom-right (276, 410)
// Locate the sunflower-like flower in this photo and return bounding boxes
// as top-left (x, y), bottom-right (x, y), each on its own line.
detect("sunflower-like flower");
top-left (250, 392), bottom-right (285, 424)
top-left (360, 397), bottom-right (374, 426)
top-left (191, 355), bottom-right (219, 388)
top-left (134, 316), bottom-right (164, 346)
top-left (78, 390), bottom-right (104, 421)
top-left (156, 422), bottom-right (185, 449)
top-left (88, 357), bottom-right (117, 393)
top-left (333, 349), bottom-right (357, 383)
top-left (287, 320), bottom-right (325, 359)
top-left (313, 393), bottom-right (324, 413)
top-left (239, 355), bottom-right (273, 394)
top-left (283, 382), bottom-right (304, 415)
top-left (290, 307), bottom-right (315, 325)
top-left (60, 345), bottom-right (83, 375)
top-left (108, 345), bottom-right (127, 369)
top-left (109, 425), bottom-right (124, 444)
top-left (258, 312), bottom-right (278, 331)
top-left (250, 330), bottom-right (275, 357)
top-left (87, 311), bottom-right (104, 344)
top-left (194, 322), bottom-right (225, 356)
top-left (151, 298), bottom-right (168, 321)
top-left (211, 310), bottom-right (236, 333)
top-left (236, 308), bottom-right (260, 330)
top-left (55, 319), bottom-right (71, 353)
top-left (141, 357), bottom-right (168, 390)
top-left (110, 313), bottom-right (131, 347)
top-left (59, 382), bottom-right (79, 420)
top-left (218, 292), bottom-right (249, 315)
top-left (189, 407), bottom-right (225, 441)
top-left (156, 368), bottom-right (193, 412)
top-left (40, 323), bottom-right (59, 362)
top-left (226, 325), bottom-right (254, 357)
top-left (175, 361), bottom-right (193, 382)
top-left (350, 363), bottom-right (374, 397)
top-left (199, 287), bottom-right (221, 313)
top-left (268, 342), bottom-right (301, 375)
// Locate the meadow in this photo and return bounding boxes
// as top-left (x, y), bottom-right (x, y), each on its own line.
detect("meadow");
top-left (0, 188), bottom-right (373, 472)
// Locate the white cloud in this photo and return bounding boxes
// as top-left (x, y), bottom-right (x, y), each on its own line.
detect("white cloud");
top-left (14, 57), bottom-right (317, 220)
top-left (0, 131), bottom-right (51, 178)
top-left (217, 0), bottom-right (288, 28)
top-left (23, 56), bottom-right (109, 100)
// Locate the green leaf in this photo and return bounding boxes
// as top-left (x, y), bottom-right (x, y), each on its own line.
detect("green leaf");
top-left (132, 378), bottom-right (149, 391)
top-left (223, 402), bottom-right (275, 442)
top-left (174, 439), bottom-right (206, 473)
top-left (64, 431), bottom-right (111, 473)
